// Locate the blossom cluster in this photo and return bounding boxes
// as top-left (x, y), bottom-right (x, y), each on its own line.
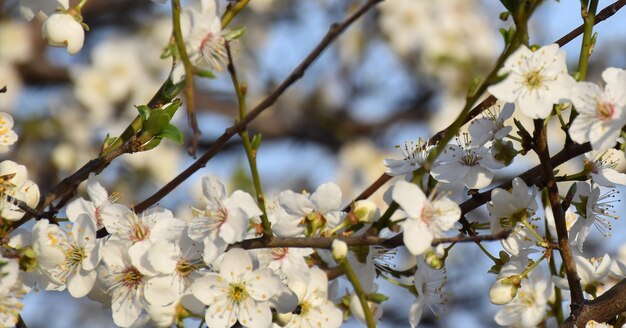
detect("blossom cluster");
top-left (4, 0), bottom-right (626, 327)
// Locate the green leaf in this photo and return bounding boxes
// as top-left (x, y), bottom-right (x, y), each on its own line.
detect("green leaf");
top-left (135, 105), bottom-right (151, 122)
top-left (145, 111), bottom-right (171, 135)
top-left (195, 69), bottom-right (216, 79)
top-left (224, 26), bottom-right (246, 41)
top-left (368, 293), bottom-right (389, 304)
top-left (163, 98), bottom-right (182, 117)
top-left (157, 124), bottom-right (184, 144)
top-left (142, 138), bottom-right (162, 151)
top-left (163, 77), bottom-right (186, 99)
top-left (251, 133), bottom-right (262, 150)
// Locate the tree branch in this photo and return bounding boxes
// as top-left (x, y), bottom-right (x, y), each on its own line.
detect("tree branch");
top-left (131, 0), bottom-right (383, 214)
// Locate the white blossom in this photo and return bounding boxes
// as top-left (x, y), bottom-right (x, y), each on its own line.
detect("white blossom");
top-left (468, 102), bottom-right (514, 146)
top-left (188, 176), bottom-right (261, 264)
top-left (384, 139), bottom-right (431, 176)
top-left (391, 180), bottom-right (460, 256)
top-left (569, 67), bottom-right (626, 151)
top-left (431, 136), bottom-right (503, 189)
top-left (488, 178), bottom-right (538, 255)
top-left (171, 0), bottom-right (227, 83)
top-left (66, 173), bottom-right (127, 229)
top-left (100, 241), bottom-right (150, 327)
top-left (584, 150), bottom-right (626, 187)
top-left (42, 12), bottom-right (85, 55)
top-left (410, 257), bottom-right (449, 327)
top-left (494, 270), bottom-right (552, 327)
top-left (569, 182), bottom-right (619, 250)
top-left (191, 248), bottom-right (282, 328)
top-left (283, 268), bottom-right (342, 328)
top-left (277, 182), bottom-right (345, 235)
top-left (554, 254), bottom-right (611, 296)
top-left (0, 113), bottom-right (18, 153)
top-left (488, 43), bottom-right (575, 119)
top-left (0, 160), bottom-right (40, 221)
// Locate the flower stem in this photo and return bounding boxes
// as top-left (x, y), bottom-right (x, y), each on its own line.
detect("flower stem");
top-left (221, 0), bottom-right (250, 29)
top-left (577, 0), bottom-right (599, 81)
top-left (340, 259), bottom-right (376, 328)
top-left (475, 241), bottom-right (498, 263)
top-left (225, 43), bottom-right (272, 238)
top-left (171, 0), bottom-right (200, 156)
top-left (521, 254), bottom-right (547, 278)
top-left (520, 217), bottom-right (544, 244)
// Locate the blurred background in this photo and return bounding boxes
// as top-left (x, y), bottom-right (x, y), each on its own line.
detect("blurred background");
top-left (2, 0), bottom-right (626, 326)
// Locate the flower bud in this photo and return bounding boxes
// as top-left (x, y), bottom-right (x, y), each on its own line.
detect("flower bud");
top-left (424, 249), bottom-right (445, 270)
top-left (42, 13), bottom-right (85, 55)
top-left (353, 200), bottom-right (380, 223)
top-left (489, 278), bottom-right (518, 305)
top-left (331, 239), bottom-right (348, 261)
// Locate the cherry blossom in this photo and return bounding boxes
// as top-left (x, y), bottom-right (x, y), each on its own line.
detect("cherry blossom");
top-left (384, 138), bottom-right (431, 176)
top-left (0, 160), bottom-right (40, 221)
top-left (488, 177), bottom-right (538, 255)
top-left (191, 248), bottom-right (282, 328)
top-left (47, 215), bottom-right (101, 298)
top-left (583, 150), bottom-right (626, 187)
top-left (468, 102), bottom-right (514, 146)
top-left (188, 176), bottom-right (261, 264)
top-left (42, 12), bottom-right (85, 55)
top-left (410, 257), bottom-right (449, 327)
top-left (278, 182), bottom-right (345, 235)
top-left (100, 241), bottom-right (151, 327)
top-left (171, 0), bottom-right (227, 83)
top-left (281, 267), bottom-right (342, 328)
top-left (0, 254), bottom-right (26, 327)
top-left (488, 43), bottom-right (575, 119)
top-left (494, 270), bottom-right (552, 327)
top-left (554, 254), bottom-right (611, 296)
top-left (0, 112), bottom-right (18, 153)
top-left (569, 67), bottom-right (626, 151)
top-left (391, 180), bottom-right (460, 256)
top-left (66, 173), bottom-right (127, 229)
top-left (431, 135), bottom-right (503, 189)
top-left (569, 182), bottom-right (619, 250)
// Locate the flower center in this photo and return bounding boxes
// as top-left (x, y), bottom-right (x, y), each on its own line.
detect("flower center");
top-left (523, 70), bottom-right (543, 90)
top-left (420, 205), bottom-right (434, 224)
top-left (298, 300), bottom-right (311, 316)
top-left (66, 244), bottom-right (86, 268)
top-left (121, 267), bottom-right (144, 290)
top-left (131, 222), bottom-right (150, 242)
top-left (519, 290), bottom-right (536, 307)
top-left (228, 283), bottom-right (249, 304)
top-left (460, 150), bottom-right (481, 166)
top-left (176, 258), bottom-right (198, 278)
top-left (595, 101), bottom-right (616, 121)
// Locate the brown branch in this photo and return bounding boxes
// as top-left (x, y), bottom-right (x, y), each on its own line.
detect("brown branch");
top-left (16, 315), bottom-right (27, 328)
top-left (231, 230), bottom-right (510, 250)
top-left (561, 279), bottom-right (626, 327)
top-left (132, 0), bottom-right (383, 214)
top-left (533, 120), bottom-right (584, 315)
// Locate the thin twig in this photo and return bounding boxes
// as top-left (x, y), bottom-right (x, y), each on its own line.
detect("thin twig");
top-left (132, 0), bottom-right (383, 213)
top-left (231, 230), bottom-right (510, 250)
top-left (171, 0), bottom-right (200, 156)
top-left (225, 42), bottom-right (272, 238)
